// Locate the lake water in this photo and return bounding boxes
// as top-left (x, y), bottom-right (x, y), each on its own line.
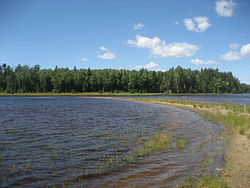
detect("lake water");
top-left (108, 93), bottom-right (250, 105)
top-left (0, 95), bottom-right (234, 187)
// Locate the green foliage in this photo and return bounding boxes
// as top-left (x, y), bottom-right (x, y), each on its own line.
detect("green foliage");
top-left (97, 153), bottom-right (121, 173)
top-left (143, 133), bottom-right (172, 154)
top-left (239, 127), bottom-right (246, 134)
top-left (134, 148), bottom-right (144, 157)
top-left (201, 157), bottom-right (213, 169)
top-left (124, 155), bottom-right (133, 164)
top-left (1, 64), bottom-right (249, 94)
top-left (196, 176), bottom-right (228, 188)
top-left (182, 175), bottom-right (194, 187)
top-left (180, 175), bottom-right (228, 188)
top-left (176, 139), bottom-right (187, 150)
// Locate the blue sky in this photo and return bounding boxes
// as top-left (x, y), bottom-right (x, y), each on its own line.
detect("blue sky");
top-left (0, 0), bottom-right (250, 83)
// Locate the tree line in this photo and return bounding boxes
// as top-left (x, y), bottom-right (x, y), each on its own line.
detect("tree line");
top-left (0, 64), bottom-right (249, 93)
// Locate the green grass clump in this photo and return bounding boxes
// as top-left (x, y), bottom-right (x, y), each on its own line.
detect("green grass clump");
top-left (97, 132), bottom-right (173, 173)
top-left (239, 127), bottom-right (246, 135)
top-left (182, 175), bottom-right (194, 187)
top-left (196, 175), bottom-right (228, 188)
top-left (143, 133), bottom-right (172, 154)
top-left (201, 156), bottom-right (213, 169)
top-left (247, 134), bottom-right (250, 139)
top-left (97, 153), bottom-right (121, 173)
top-left (176, 139), bottom-right (187, 150)
top-left (180, 175), bottom-right (228, 188)
top-left (134, 148), bottom-right (144, 157)
top-left (124, 155), bottom-right (133, 164)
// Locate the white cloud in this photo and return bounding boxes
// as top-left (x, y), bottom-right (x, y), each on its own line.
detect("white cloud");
top-left (229, 43), bottom-right (240, 50)
top-left (184, 17), bottom-right (211, 32)
top-left (133, 62), bottom-right (159, 69)
top-left (191, 58), bottom-right (219, 65)
top-left (215, 0), bottom-right (236, 17)
top-left (97, 51), bottom-right (116, 60)
top-left (127, 35), bottom-right (161, 48)
top-left (221, 43), bottom-right (250, 61)
top-left (80, 58), bottom-right (89, 62)
top-left (240, 43), bottom-right (250, 56)
top-left (221, 51), bottom-right (242, 61)
top-left (127, 35), bottom-right (199, 58)
top-left (134, 23), bottom-right (145, 30)
top-left (100, 46), bottom-right (109, 51)
top-left (151, 42), bottom-right (199, 58)
top-left (174, 21), bottom-right (180, 25)
top-left (97, 46), bottom-right (116, 60)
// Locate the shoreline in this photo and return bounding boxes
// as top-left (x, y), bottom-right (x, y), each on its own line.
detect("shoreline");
top-left (98, 97), bottom-right (250, 188)
top-left (0, 92), bottom-right (245, 96)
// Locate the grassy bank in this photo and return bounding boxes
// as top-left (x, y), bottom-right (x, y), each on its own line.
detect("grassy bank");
top-left (117, 97), bottom-right (250, 188)
top-left (0, 92), bottom-right (164, 96)
top-left (0, 92), bottom-right (242, 96)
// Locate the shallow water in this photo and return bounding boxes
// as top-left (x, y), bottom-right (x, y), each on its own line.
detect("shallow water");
top-left (0, 96), bottom-right (225, 187)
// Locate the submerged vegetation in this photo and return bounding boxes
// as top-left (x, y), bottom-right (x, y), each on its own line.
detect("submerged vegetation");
top-left (97, 131), bottom-right (187, 174)
top-left (142, 132), bottom-right (172, 154)
top-left (1, 63), bottom-right (250, 94)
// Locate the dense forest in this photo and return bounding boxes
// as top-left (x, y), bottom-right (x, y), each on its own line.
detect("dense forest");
top-left (0, 64), bottom-right (249, 93)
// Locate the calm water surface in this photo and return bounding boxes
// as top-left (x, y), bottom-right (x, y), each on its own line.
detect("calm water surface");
top-left (0, 96), bottom-right (226, 187)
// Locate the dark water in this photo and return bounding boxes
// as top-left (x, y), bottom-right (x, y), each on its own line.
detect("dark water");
top-left (0, 96), bottom-right (226, 187)
top-left (107, 93), bottom-right (250, 105)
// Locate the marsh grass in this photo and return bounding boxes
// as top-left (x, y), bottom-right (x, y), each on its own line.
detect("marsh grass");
top-left (143, 132), bottom-right (172, 154)
top-left (98, 132), bottom-right (173, 170)
top-left (98, 153), bottom-right (121, 173)
top-left (196, 175), bottom-right (228, 188)
top-left (176, 139), bottom-right (187, 150)
top-left (182, 175), bottom-right (194, 187)
top-left (124, 155), bottom-right (133, 164)
top-left (96, 131), bottom-right (187, 175)
top-left (178, 175), bottom-right (228, 188)
top-left (201, 156), bottom-right (213, 169)
top-left (239, 127), bottom-right (246, 134)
